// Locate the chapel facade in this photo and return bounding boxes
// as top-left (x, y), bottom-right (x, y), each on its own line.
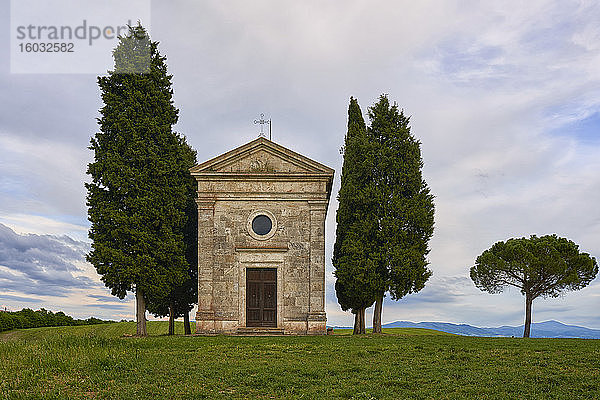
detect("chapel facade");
top-left (190, 137), bottom-right (334, 335)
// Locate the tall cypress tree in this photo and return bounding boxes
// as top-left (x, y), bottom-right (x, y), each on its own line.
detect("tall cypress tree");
top-left (333, 97), bottom-right (382, 334)
top-left (86, 24), bottom-right (194, 336)
top-left (367, 95), bottom-right (435, 333)
top-left (146, 140), bottom-right (198, 335)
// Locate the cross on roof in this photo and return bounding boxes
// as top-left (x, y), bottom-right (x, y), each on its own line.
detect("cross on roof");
top-left (254, 113), bottom-right (272, 140)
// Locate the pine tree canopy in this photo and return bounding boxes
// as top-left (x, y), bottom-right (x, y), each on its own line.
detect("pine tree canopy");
top-left (471, 235), bottom-right (598, 299)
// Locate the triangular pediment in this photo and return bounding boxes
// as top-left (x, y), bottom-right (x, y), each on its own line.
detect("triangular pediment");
top-left (190, 137), bottom-right (334, 176)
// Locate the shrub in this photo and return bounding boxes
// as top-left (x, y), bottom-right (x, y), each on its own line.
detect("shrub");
top-left (0, 309), bottom-right (111, 332)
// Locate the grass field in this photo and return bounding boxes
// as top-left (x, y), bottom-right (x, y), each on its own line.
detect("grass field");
top-left (1, 322), bottom-right (598, 399)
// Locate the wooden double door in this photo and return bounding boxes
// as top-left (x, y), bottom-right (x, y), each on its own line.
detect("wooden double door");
top-left (246, 268), bottom-right (277, 327)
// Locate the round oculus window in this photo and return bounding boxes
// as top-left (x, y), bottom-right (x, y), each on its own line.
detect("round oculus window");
top-left (252, 215), bottom-right (272, 236)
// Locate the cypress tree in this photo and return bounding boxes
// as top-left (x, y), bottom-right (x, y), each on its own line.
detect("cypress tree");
top-left (333, 97), bottom-right (382, 334)
top-left (146, 141), bottom-right (198, 335)
top-left (367, 95), bottom-right (435, 333)
top-left (86, 24), bottom-right (194, 336)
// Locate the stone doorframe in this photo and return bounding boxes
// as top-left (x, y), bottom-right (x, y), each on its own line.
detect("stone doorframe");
top-left (236, 248), bottom-right (286, 329)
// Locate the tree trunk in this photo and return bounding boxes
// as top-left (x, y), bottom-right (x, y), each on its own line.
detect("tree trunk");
top-left (183, 310), bottom-right (191, 335)
top-left (359, 307), bottom-right (366, 334)
top-left (373, 294), bottom-right (383, 334)
top-left (523, 293), bottom-right (533, 338)
top-left (353, 308), bottom-right (366, 335)
top-left (353, 307), bottom-right (366, 335)
top-left (168, 300), bottom-right (175, 336)
top-left (353, 310), bottom-right (360, 335)
top-left (136, 288), bottom-right (147, 337)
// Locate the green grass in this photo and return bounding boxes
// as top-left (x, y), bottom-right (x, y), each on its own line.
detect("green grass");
top-left (1, 322), bottom-right (598, 399)
top-left (0, 321), bottom-right (190, 341)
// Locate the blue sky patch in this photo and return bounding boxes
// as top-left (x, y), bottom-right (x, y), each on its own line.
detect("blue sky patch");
top-left (553, 112), bottom-right (600, 143)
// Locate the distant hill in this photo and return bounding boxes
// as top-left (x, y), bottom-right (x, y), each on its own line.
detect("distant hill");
top-left (379, 320), bottom-right (600, 339)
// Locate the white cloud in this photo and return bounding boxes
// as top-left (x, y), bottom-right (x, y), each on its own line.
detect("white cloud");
top-left (0, 223), bottom-right (136, 319)
top-left (0, 133), bottom-right (92, 220)
top-left (0, 214), bottom-right (89, 241)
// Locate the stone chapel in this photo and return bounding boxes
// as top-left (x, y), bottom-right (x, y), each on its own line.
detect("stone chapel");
top-left (190, 137), bottom-right (334, 334)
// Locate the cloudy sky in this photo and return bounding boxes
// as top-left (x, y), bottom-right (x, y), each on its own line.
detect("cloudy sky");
top-left (1, 0), bottom-right (599, 328)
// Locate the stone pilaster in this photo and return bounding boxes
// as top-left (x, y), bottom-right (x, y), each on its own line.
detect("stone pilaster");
top-left (308, 200), bottom-right (327, 334)
top-left (196, 199), bottom-right (216, 333)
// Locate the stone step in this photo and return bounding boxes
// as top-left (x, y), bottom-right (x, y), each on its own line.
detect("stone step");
top-left (236, 327), bottom-right (285, 335)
